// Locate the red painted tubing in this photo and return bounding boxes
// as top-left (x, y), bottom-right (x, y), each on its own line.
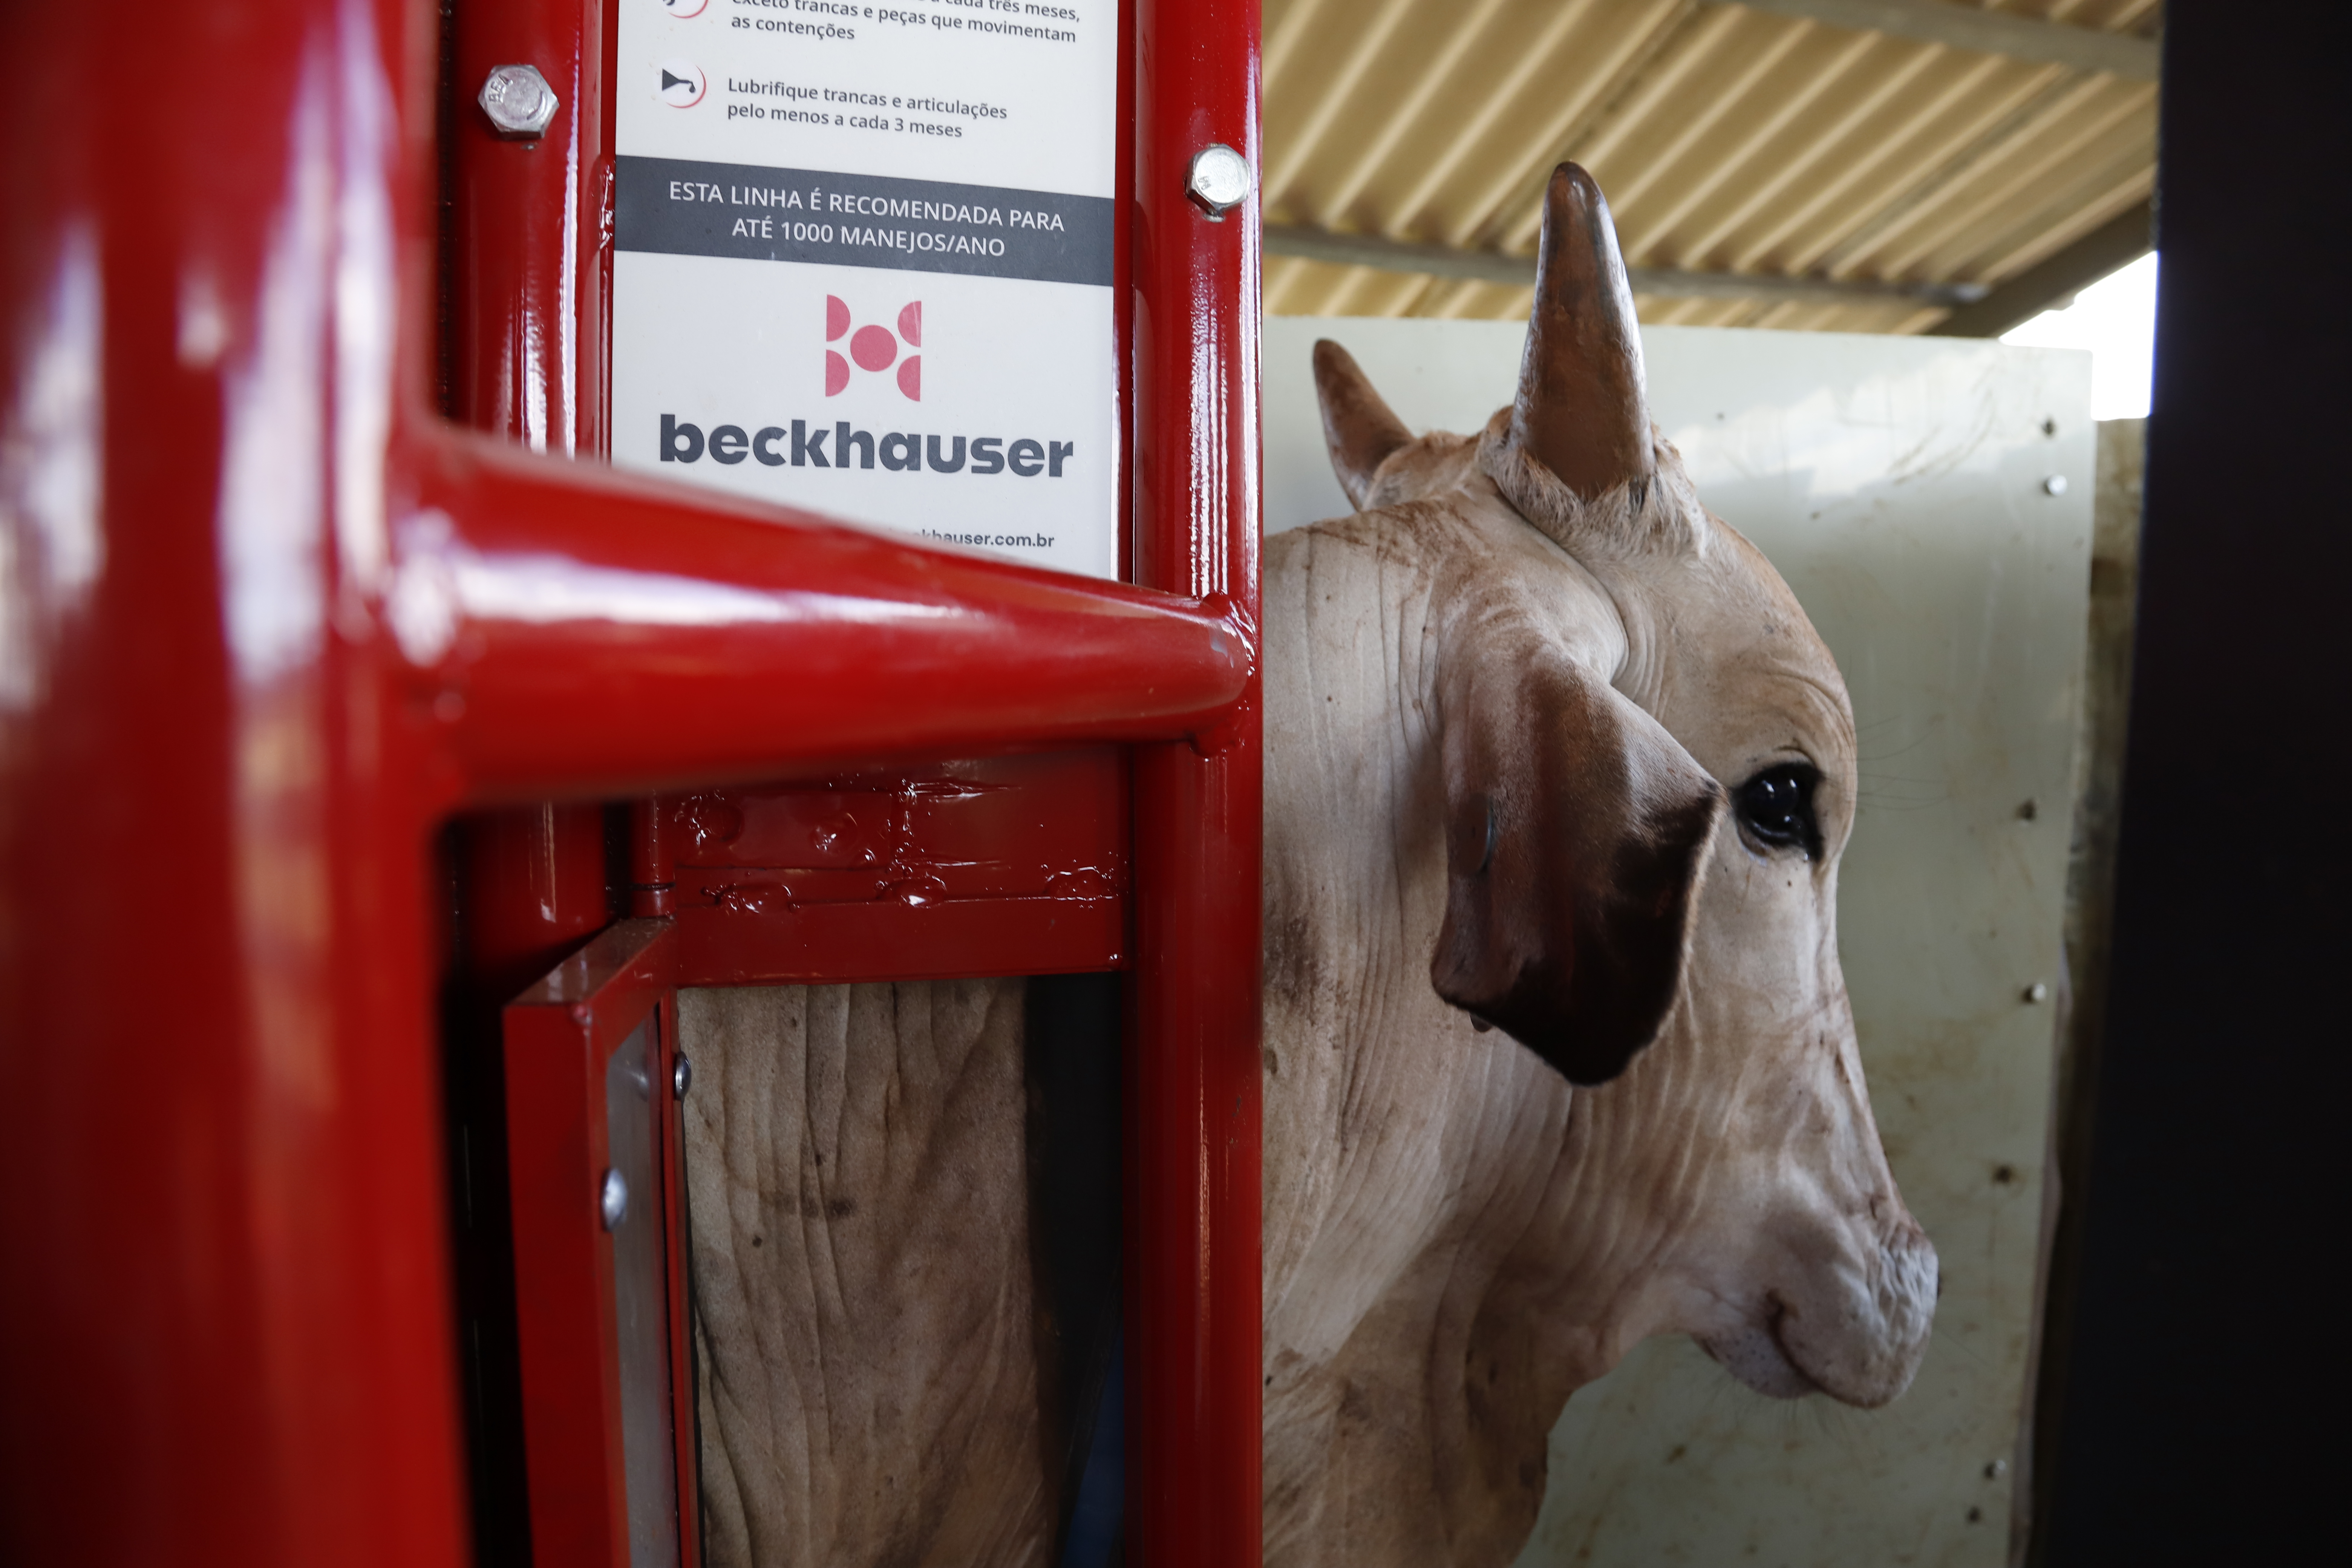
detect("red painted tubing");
top-left (1126, 2), bottom-right (1266, 1565)
top-left (1, 4), bottom-right (473, 1565)
top-left (406, 429), bottom-right (1250, 804)
top-left (444, 0), bottom-right (620, 1001)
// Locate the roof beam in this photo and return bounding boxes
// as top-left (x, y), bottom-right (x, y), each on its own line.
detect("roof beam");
top-left (1727, 0), bottom-right (2160, 83)
top-left (1262, 224), bottom-right (1989, 308)
top-left (1926, 198), bottom-right (2153, 337)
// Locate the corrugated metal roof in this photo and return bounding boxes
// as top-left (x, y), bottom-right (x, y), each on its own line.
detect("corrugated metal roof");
top-left (1261, 0), bottom-right (2161, 332)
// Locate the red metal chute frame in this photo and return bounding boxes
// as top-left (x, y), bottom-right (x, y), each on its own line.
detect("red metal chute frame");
top-left (0, 1), bottom-right (1262, 1564)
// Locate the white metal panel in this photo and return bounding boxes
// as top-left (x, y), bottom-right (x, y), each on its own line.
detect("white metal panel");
top-left (1263, 315), bottom-right (2094, 1564)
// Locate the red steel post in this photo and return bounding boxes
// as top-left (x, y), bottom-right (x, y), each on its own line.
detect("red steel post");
top-left (461, 801), bottom-right (612, 998)
top-left (1127, 3), bottom-right (1266, 1566)
top-left (502, 919), bottom-right (679, 1568)
top-left (629, 796), bottom-right (676, 917)
top-left (449, 0), bottom-right (616, 988)
top-left (447, 0), bottom-right (607, 457)
top-left (0, 3), bottom-right (473, 1563)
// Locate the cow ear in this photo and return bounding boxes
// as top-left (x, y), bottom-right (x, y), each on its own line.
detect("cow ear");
top-left (1430, 647), bottom-right (1721, 1085)
top-left (1314, 339), bottom-right (1415, 509)
top-left (1510, 164), bottom-right (1653, 503)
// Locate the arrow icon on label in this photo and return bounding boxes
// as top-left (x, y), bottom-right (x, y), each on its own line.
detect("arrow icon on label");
top-left (656, 60), bottom-right (706, 108)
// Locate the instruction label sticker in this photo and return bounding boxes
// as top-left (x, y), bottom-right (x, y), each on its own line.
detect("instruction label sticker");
top-left (613, 0), bottom-right (1118, 579)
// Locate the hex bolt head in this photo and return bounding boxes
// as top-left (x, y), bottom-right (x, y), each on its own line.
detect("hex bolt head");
top-left (1187, 144), bottom-right (1253, 217)
top-left (599, 1168), bottom-right (629, 1230)
top-left (672, 1054), bottom-right (693, 1100)
top-left (2041, 474), bottom-right (2069, 496)
top-left (481, 63), bottom-right (559, 139)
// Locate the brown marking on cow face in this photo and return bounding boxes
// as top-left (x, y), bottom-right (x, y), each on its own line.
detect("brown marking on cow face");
top-left (1299, 388), bottom-right (1721, 1085)
top-left (1279, 477), bottom-right (1722, 1083)
top-left (1427, 620), bottom-right (1723, 1085)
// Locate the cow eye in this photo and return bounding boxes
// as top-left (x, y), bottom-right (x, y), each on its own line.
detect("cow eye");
top-left (1734, 763), bottom-right (1823, 860)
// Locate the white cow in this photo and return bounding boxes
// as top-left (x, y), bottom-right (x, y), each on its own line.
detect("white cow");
top-left (681, 164), bottom-right (1936, 1568)
top-left (1259, 163), bottom-right (1935, 1567)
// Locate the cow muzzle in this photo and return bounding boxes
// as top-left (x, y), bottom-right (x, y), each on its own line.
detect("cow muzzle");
top-left (1698, 1217), bottom-right (1937, 1407)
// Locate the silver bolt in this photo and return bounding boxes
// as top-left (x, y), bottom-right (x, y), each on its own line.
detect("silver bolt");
top-left (480, 63), bottom-right (559, 139)
top-left (2023, 982), bottom-right (2050, 1004)
top-left (672, 1054), bottom-right (693, 1100)
top-left (599, 1168), bottom-right (629, 1230)
top-left (2041, 474), bottom-right (2069, 496)
top-left (1187, 144), bottom-right (1252, 218)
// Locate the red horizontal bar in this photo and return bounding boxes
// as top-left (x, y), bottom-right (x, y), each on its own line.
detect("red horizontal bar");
top-left (671, 894), bottom-right (1124, 987)
top-left (398, 429), bottom-right (1251, 804)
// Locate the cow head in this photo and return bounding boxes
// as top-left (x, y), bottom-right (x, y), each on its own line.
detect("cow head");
top-left (1310, 165), bottom-right (1935, 1412)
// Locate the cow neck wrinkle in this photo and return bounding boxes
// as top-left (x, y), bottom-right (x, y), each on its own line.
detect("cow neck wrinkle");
top-left (1473, 413), bottom-right (1697, 714)
top-left (1433, 480), bottom-right (1633, 694)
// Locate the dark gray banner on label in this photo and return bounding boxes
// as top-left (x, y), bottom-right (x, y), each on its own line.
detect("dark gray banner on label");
top-left (616, 156), bottom-right (1113, 286)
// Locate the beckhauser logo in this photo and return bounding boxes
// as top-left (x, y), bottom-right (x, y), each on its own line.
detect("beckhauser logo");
top-left (828, 295), bottom-right (920, 400)
top-left (659, 415), bottom-right (1075, 478)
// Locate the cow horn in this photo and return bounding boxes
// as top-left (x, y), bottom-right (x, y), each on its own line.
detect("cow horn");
top-left (1313, 340), bottom-right (1416, 509)
top-left (1510, 164), bottom-right (1653, 501)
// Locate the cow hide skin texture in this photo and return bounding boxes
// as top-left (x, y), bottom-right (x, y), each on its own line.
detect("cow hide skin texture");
top-left (683, 981), bottom-right (1055, 1568)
